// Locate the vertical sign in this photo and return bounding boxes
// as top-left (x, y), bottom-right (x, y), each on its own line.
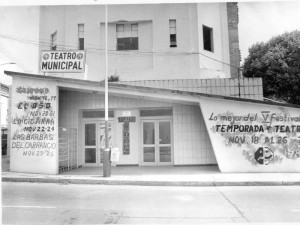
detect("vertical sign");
top-left (118, 116), bottom-right (136, 155)
top-left (123, 122), bottom-right (130, 155)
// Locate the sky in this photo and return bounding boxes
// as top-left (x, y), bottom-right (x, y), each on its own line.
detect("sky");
top-left (1, 1), bottom-right (300, 85)
top-left (239, 1), bottom-right (300, 62)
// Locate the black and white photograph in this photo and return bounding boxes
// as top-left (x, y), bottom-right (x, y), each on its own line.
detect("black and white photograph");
top-left (1, 0), bottom-right (300, 224)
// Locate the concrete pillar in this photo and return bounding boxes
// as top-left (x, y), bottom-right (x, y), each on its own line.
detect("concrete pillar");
top-left (227, 2), bottom-right (240, 78)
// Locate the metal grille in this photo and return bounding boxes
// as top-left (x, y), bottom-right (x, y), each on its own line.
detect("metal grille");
top-left (59, 127), bottom-right (78, 173)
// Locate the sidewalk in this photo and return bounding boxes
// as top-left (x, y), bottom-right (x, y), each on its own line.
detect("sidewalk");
top-left (2, 160), bottom-right (300, 186)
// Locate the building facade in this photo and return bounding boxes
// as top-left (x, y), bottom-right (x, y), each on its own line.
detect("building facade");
top-left (39, 3), bottom-right (240, 81)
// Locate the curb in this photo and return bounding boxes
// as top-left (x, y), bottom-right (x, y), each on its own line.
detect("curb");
top-left (3, 177), bottom-right (300, 186)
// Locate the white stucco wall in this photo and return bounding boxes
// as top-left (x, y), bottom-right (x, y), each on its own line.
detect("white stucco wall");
top-left (197, 3), bottom-right (231, 78)
top-left (39, 3), bottom-right (232, 81)
top-left (99, 21), bottom-right (154, 78)
top-left (10, 76), bottom-right (59, 174)
top-left (200, 97), bottom-right (300, 172)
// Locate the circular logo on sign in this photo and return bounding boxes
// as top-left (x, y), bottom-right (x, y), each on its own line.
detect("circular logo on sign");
top-left (43, 53), bottom-right (50, 60)
top-left (255, 147), bottom-right (274, 165)
top-left (77, 53), bottom-right (83, 60)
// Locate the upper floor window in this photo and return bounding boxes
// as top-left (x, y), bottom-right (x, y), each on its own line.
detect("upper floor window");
top-left (78, 24), bottom-right (84, 50)
top-left (116, 23), bottom-right (138, 50)
top-left (51, 31), bottom-right (57, 50)
top-left (169, 19), bottom-right (177, 47)
top-left (203, 25), bottom-right (213, 52)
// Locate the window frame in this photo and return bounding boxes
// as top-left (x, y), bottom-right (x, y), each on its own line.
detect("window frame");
top-left (82, 110), bottom-right (114, 119)
top-left (78, 24), bottom-right (84, 50)
top-left (169, 19), bottom-right (177, 48)
top-left (140, 108), bottom-right (173, 117)
top-left (51, 31), bottom-right (57, 50)
top-left (203, 25), bottom-right (214, 52)
top-left (116, 23), bottom-right (139, 51)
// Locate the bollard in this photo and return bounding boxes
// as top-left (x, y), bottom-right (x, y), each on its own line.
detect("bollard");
top-left (103, 148), bottom-right (111, 177)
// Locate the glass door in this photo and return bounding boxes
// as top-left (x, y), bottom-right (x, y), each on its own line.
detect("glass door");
top-left (84, 123), bottom-right (97, 166)
top-left (142, 120), bottom-right (172, 165)
top-left (158, 121), bottom-right (172, 164)
top-left (83, 121), bottom-right (113, 166)
top-left (142, 121), bottom-right (156, 164)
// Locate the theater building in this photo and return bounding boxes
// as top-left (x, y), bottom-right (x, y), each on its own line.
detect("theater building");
top-left (5, 3), bottom-right (300, 174)
top-left (6, 70), bottom-right (300, 174)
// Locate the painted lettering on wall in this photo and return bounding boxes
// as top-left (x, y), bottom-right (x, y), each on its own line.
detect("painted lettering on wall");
top-left (11, 86), bottom-right (57, 157)
top-left (118, 116), bottom-right (136, 155)
top-left (209, 109), bottom-right (300, 165)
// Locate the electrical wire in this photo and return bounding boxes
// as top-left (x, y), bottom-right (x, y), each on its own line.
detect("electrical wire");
top-left (0, 32), bottom-right (240, 70)
top-left (0, 43), bottom-right (30, 71)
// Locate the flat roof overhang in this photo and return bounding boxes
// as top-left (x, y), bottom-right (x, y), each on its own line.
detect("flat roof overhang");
top-left (5, 70), bottom-right (300, 109)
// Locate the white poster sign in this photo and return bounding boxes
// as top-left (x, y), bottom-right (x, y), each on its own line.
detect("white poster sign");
top-left (40, 50), bottom-right (86, 73)
top-left (111, 147), bottom-right (120, 162)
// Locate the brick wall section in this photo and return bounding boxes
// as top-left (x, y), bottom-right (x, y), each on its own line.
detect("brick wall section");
top-left (118, 78), bottom-right (263, 100)
top-left (227, 2), bottom-right (240, 79)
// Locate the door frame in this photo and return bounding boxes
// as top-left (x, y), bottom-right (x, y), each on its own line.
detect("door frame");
top-left (140, 118), bottom-right (173, 166)
top-left (82, 119), bottom-right (114, 167)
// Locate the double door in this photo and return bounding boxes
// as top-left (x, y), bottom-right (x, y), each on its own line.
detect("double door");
top-left (142, 120), bottom-right (173, 165)
top-left (83, 121), bottom-right (113, 166)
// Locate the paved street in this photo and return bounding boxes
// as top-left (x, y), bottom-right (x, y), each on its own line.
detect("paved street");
top-left (2, 182), bottom-right (300, 224)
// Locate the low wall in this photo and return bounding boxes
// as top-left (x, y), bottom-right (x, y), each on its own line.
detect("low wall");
top-left (118, 78), bottom-right (263, 100)
top-left (200, 97), bottom-right (300, 172)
